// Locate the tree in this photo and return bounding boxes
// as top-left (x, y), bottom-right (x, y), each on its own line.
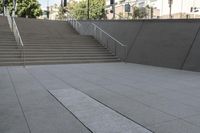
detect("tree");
top-left (56, 5), bottom-right (66, 20)
top-left (68, 0), bottom-right (87, 20)
top-left (133, 6), bottom-right (148, 19)
top-left (0, 0), bottom-right (42, 18)
top-left (16, 0), bottom-right (42, 18)
top-left (0, 0), bottom-right (3, 14)
top-left (67, 0), bottom-right (106, 20)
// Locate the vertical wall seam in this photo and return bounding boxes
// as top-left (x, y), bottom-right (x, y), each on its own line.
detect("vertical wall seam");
top-left (180, 24), bottom-right (200, 70)
top-left (126, 21), bottom-right (144, 60)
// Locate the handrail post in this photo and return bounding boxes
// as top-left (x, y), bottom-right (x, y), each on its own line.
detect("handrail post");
top-left (99, 31), bottom-right (102, 42)
top-left (124, 46), bottom-right (127, 62)
top-left (23, 46), bottom-right (25, 67)
top-left (115, 42), bottom-right (117, 56)
top-left (106, 39), bottom-right (108, 49)
top-left (11, 17), bottom-right (13, 32)
top-left (93, 25), bottom-right (96, 39)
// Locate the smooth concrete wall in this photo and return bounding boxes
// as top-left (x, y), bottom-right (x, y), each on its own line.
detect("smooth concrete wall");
top-left (79, 20), bottom-right (143, 50)
top-left (127, 20), bottom-right (200, 69)
top-left (79, 20), bottom-right (200, 72)
top-left (183, 27), bottom-right (200, 71)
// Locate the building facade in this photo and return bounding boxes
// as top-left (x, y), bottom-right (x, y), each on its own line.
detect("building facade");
top-left (106, 0), bottom-right (200, 19)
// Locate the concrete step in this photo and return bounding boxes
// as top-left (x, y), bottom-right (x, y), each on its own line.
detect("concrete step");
top-left (0, 59), bottom-right (120, 66)
top-left (0, 56), bottom-right (118, 61)
top-left (0, 39), bottom-right (15, 41)
top-left (23, 43), bottom-right (101, 46)
top-left (23, 41), bottom-right (98, 44)
top-left (0, 46), bottom-right (18, 48)
top-left (0, 55), bottom-right (20, 57)
top-left (23, 49), bottom-right (110, 52)
top-left (0, 51), bottom-right (110, 54)
top-left (0, 16), bottom-right (21, 66)
top-left (0, 44), bottom-right (18, 46)
top-left (7, 17), bottom-right (120, 65)
top-left (0, 41), bottom-right (18, 43)
top-left (21, 35), bottom-right (93, 39)
top-left (0, 37), bottom-right (15, 39)
top-left (0, 52), bottom-right (20, 57)
top-left (0, 62), bottom-right (22, 66)
top-left (23, 53), bottom-right (114, 57)
top-left (24, 59), bottom-right (120, 65)
top-left (23, 45), bottom-right (102, 48)
top-left (23, 47), bottom-right (106, 50)
top-left (0, 48), bottom-right (109, 51)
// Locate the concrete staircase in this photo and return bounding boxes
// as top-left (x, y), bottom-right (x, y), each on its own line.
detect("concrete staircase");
top-left (14, 18), bottom-right (120, 65)
top-left (0, 16), bottom-right (22, 66)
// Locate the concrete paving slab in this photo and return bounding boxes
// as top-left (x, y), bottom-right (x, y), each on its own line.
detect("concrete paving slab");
top-left (28, 65), bottom-right (176, 127)
top-left (2, 62), bottom-right (200, 133)
top-left (72, 63), bottom-right (200, 109)
top-left (7, 67), bottom-right (90, 133)
top-left (44, 64), bottom-right (200, 118)
top-left (0, 68), bottom-right (29, 133)
top-left (147, 119), bottom-right (200, 133)
top-left (27, 66), bottom-right (176, 127)
top-left (49, 88), bottom-right (152, 133)
top-left (37, 63), bottom-right (200, 133)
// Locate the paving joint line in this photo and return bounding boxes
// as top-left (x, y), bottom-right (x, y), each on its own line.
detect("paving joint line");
top-left (43, 66), bottom-right (154, 133)
top-left (7, 67), bottom-right (32, 133)
top-left (25, 67), bottom-right (93, 133)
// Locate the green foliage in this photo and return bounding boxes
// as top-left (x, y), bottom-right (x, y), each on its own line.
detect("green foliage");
top-left (133, 6), bottom-right (148, 19)
top-left (17, 0), bottom-right (42, 18)
top-left (0, 0), bottom-right (3, 14)
top-left (68, 0), bottom-right (106, 20)
top-left (0, 0), bottom-right (42, 18)
top-left (57, 6), bottom-right (66, 20)
top-left (0, 0), bottom-right (14, 15)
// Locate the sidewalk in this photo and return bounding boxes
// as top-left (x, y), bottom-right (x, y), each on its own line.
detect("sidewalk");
top-left (1, 63), bottom-right (200, 133)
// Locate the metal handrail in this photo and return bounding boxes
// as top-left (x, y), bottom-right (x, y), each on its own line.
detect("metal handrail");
top-left (12, 18), bottom-right (25, 66)
top-left (5, 8), bottom-right (12, 29)
top-left (92, 23), bottom-right (126, 47)
top-left (66, 12), bottom-right (82, 33)
top-left (91, 23), bottom-right (127, 61)
top-left (5, 8), bottom-right (25, 66)
top-left (66, 12), bottom-right (127, 61)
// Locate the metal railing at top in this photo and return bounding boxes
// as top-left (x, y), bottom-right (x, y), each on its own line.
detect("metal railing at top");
top-left (66, 12), bottom-right (82, 34)
top-left (5, 8), bottom-right (25, 66)
top-left (66, 12), bottom-right (127, 61)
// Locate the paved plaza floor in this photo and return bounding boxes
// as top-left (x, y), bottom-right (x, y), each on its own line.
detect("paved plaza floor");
top-left (1, 63), bottom-right (200, 133)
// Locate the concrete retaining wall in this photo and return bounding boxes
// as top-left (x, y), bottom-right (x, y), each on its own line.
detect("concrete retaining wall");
top-left (79, 20), bottom-right (200, 72)
top-left (183, 27), bottom-right (200, 71)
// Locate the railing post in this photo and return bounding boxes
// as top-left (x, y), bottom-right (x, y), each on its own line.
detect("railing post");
top-left (124, 46), bottom-right (127, 62)
top-left (11, 17), bottom-right (13, 32)
top-left (100, 31), bottom-right (102, 44)
top-left (94, 25), bottom-right (96, 39)
top-left (106, 39), bottom-right (108, 49)
top-left (115, 42), bottom-right (117, 56)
